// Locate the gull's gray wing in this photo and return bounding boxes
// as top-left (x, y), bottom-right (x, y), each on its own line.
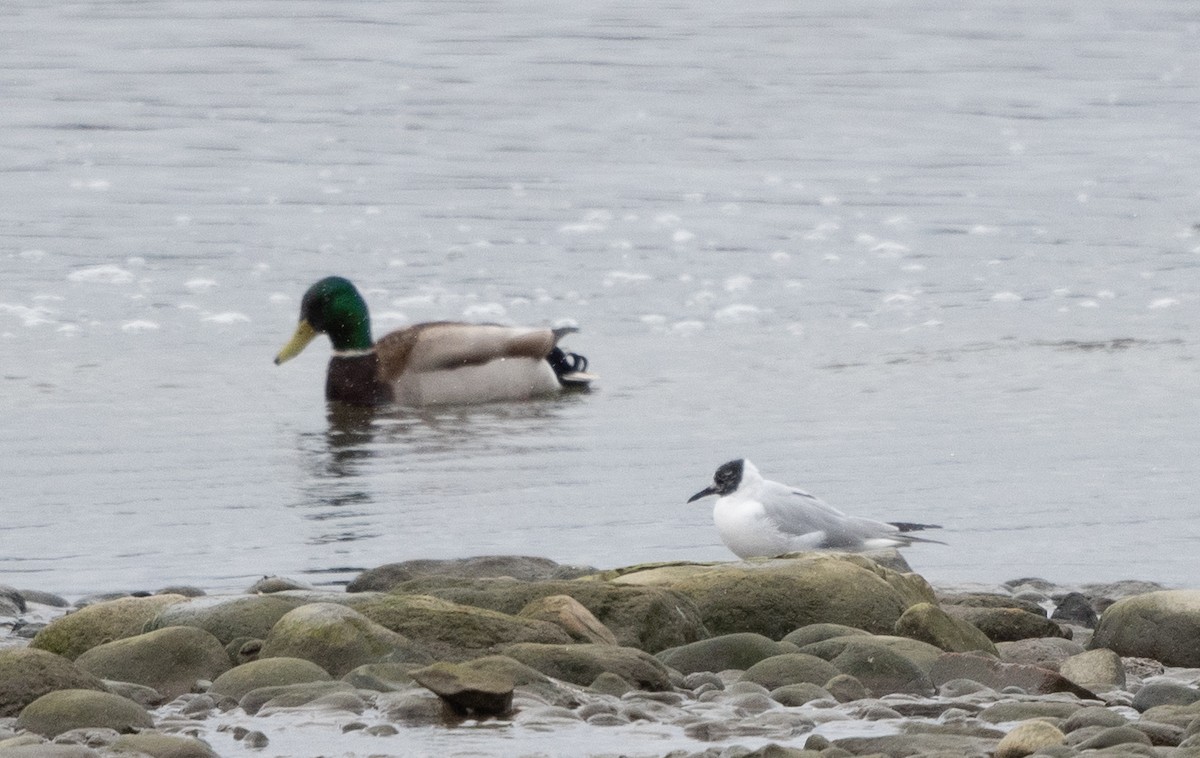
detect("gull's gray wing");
top-left (758, 481), bottom-right (902, 549)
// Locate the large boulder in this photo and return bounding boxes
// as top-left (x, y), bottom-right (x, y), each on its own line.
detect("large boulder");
top-left (348, 556), bottom-right (594, 591)
top-left (258, 603), bottom-right (430, 677)
top-left (144, 594), bottom-right (310, 646)
top-left (501, 643), bottom-right (672, 691)
top-left (208, 657), bottom-right (331, 702)
top-left (797, 637), bottom-right (935, 696)
top-left (373, 577), bottom-right (707, 653)
top-left (15, 689), bottom-right (153, 738)
top-left (73, 626), bottom-right (231, 700)
top-left (739, 654), bottom-right (841, 690)
top-left (343, 594), bottom-right (572, 661)
top-left (656, 633), bottom-right (798, 675)
top-left (929, 652), bottom-right (1096, 698)
top-left (1090, 590), bottom-right (1200, 666)
top-left (0, 648), bottom-right (106, 718)
top-left (108, 734), bottom-right (220, 758)
top-left (30, 595), bottom-right (188, 660)
top-left (894, 603), bottom-right (998, 655)
top-left (611, 555), bottom-right (934, 639)
top-left (942, 605), bottom-right (1068, 643)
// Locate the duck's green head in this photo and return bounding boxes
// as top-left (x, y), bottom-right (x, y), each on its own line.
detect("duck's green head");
top-left (274, 276), bottom-right (374, 364)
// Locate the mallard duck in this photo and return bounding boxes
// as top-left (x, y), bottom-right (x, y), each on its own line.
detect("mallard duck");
top-left (274, 276), bottom-right (594, 406)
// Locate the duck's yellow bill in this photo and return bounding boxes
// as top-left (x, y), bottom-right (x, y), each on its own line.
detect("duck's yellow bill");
top-left (274, 320), bottom-right (318, 365)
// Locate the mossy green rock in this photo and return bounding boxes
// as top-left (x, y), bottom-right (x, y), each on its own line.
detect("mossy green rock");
top-left (781, 624), bottom-right (872, 648)
top-left (656, 633), bottom-right (798, 674)
top-left (942, 605), bottom-right (1067, 643)
top-left (109, 733), bottom-right (220, 758)
top-left (0, 648), bottom-right (106, 718)
top-left (612, 555), bottom-right (934, 639)
top-left (369, 578), bottom-right (707, 653)
top-left (740, 653), bottom-right (841, 690)
top-left (145, 594), bottom-right (310, 646)
top-left (799, 634), bottom-right (944, 674)
top-left (410, 661), bottom-right (517, 716)
top-left (259, 602), bottom-right (431, 677)
top-left (800, 637), bottom-right (936, 696)
top-left (502, 643), bottom-right (672, 690)
top-left (345, 594), bottom-right (572, 661)
top-left (208, 657), bottom-right (331, 701)
top-left (15, 689), bottom-right (153, 738)
top-left (30, 595), bottom-right (188, 660)
top-left (1091, 590), bottom-right (1200, 666)
top-left (894, 602), bottom-right (999, 655)
top-left (74, 625), bottom-right (231, 700)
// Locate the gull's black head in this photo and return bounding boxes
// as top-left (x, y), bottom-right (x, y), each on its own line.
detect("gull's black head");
top-left (687, 458), bottom-right (745, 503)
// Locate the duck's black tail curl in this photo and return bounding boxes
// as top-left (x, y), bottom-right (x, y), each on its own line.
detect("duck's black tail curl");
top-left (548, 346), bottom-right (592, 388)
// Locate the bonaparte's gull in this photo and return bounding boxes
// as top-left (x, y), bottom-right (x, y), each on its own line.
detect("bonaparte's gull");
top-left (275, 277), bottom-right (594, 406)
top-left (688, 459), bottom-right (942, 559)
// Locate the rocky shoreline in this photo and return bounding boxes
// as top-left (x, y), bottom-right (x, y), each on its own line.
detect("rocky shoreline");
top-left (3, 552), bottom-right (1200, 757)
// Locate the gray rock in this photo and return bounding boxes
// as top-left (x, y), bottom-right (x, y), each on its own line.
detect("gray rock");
top-left (238, 681), bottom-right (356, 715)
top-left (15, 690), bottom-right (153, 739)
top-left (371, 577), bottom-right (708, 653)
top-left (145, 594), bottom-right (310, 647)
top-left (1058, 648), bottom-right (1125, 692)
top-left (995, 636), bottom-right (1085, 670)
top-left (1051, 592), bottom-right (1099, 628)
top-left (345, 593), bottom-right (573, 661)
top-left (259, 602), bottom-right (430, 677)
top-left (994, 719), bottom-right (1066, 757)
top-left (1132, 680), bottom-right (1200, 712)
top-left (517, 595), bottom-right (618, 645)
top-left (0, 747), bottom-right (101, 758)
top-left (807, 639), bottom-right (934, 696)
top-left (656, 633), bottom-right (797, 675)
top-left (0, 648), bottom-right (106, 718)
top-left (611, 554), bottom-right (934, 639)
top-left (73, 625), bottom-right (231, 700)
top-left (739, 654), bottom-right (841, 690)
top-left (208, 657), bottom-right (331, 701)
top-left (30, 595), bottom-right (189, 660)
top-left (247, 576), bottom-right (313, 594)
top-left (929, 652), bottom-right (1097, 698)
top-left (979, 699), bottom-right (1085, 723)
top-left (0, 585), bottom-right (27, 614)
top-left (894, 602), bottom-right (999, 655)
top-left (410, 661), bottom-right (516, 716)
top-left (780, 623), bottom-right (872, 648)
top-left (101, 680), bottom-right (166, 709)
top-left (768, 682), bottom-right (831, 706)
top-left (942, 605), bottom-right (1068, 642)
top-left (1091, 591), bottom-right (1200, 666)
top-left (17, 590), bottom-right (71, 608)
top-left (107, 733), bottom-right (220, 758)
top-left (938, 591), bottom-right (1046, 616)
top-left (501, 643), bottom-right (671, 691)
top-left (799, 634), bottom-right (944, 674)
top-left (1062, 705), bottom-right (1130, 732)
top-left (341, 662), bottom-right (422, 692)
top-left (1074, 725), bottom-right (1153, 750)
top-left (348, 556), bottom-right (595, 591)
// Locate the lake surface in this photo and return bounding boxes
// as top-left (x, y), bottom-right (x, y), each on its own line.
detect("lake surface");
top-left (3, 0), bottom-right (1199, 602)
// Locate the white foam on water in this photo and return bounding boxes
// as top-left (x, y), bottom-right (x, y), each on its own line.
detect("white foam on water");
top-left (0, 304), bottom-right (56, 327)
top-left (991, 292), bottom-right (1023, 303)
top-left (120, 320), bottom-right (160, 332)
top-left (201, 312), bottom-right (250, 324)
top-left (67, 265), bottom-right (134, 284)
top-left (1148, 298), bottom-right (1178, 309)
top-left (462, 302), bottom-right (506, 319)
top-left (185, 278), bottom-right (219, 293)
top-left (714, 304), bottom-right (763, 322)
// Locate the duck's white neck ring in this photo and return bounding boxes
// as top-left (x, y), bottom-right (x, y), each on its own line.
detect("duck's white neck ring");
top-left (332, 348), bottom-right (376, 358)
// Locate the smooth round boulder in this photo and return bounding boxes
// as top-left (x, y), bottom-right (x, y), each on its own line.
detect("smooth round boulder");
top-left (74, 626), bottom-right (231, 700)
top-left (942, 605), bottom-right (1068, 642)
top-left (995, 720), bottom-right (1066, 758)
top-left (656, 633), bottom-right (798, 675)
top-left (1091, 591), bottom-right (1200, 666)
top-left (0, 648), bottom-right (106, 718)
top-left (108, 733), bottom-right (220, 758)
top-left (517, 595), bottom-right (618, 645)
top-left (807, 639), bottom-right (934, 696)
top-left (1058, 648), bottom-right (1126, 692)
top-left (259, 602), bottom-right (429, 677)
top-left (208, 657), bottom-right (331, 702)
top-left (613, 554), bottom-right (934, 639)
top-left (740, 654), bottom-right (841, 690)
top-left (894, 602), bottom-right (998, 655)
top-left (501, 643), bottom-right (672, 691)
top-left (15, 689), bottom-right (152, 738)
top-left (145, 594), bottom-right (309, 646)
top-left (30, 595), bottom-right (188, 660)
